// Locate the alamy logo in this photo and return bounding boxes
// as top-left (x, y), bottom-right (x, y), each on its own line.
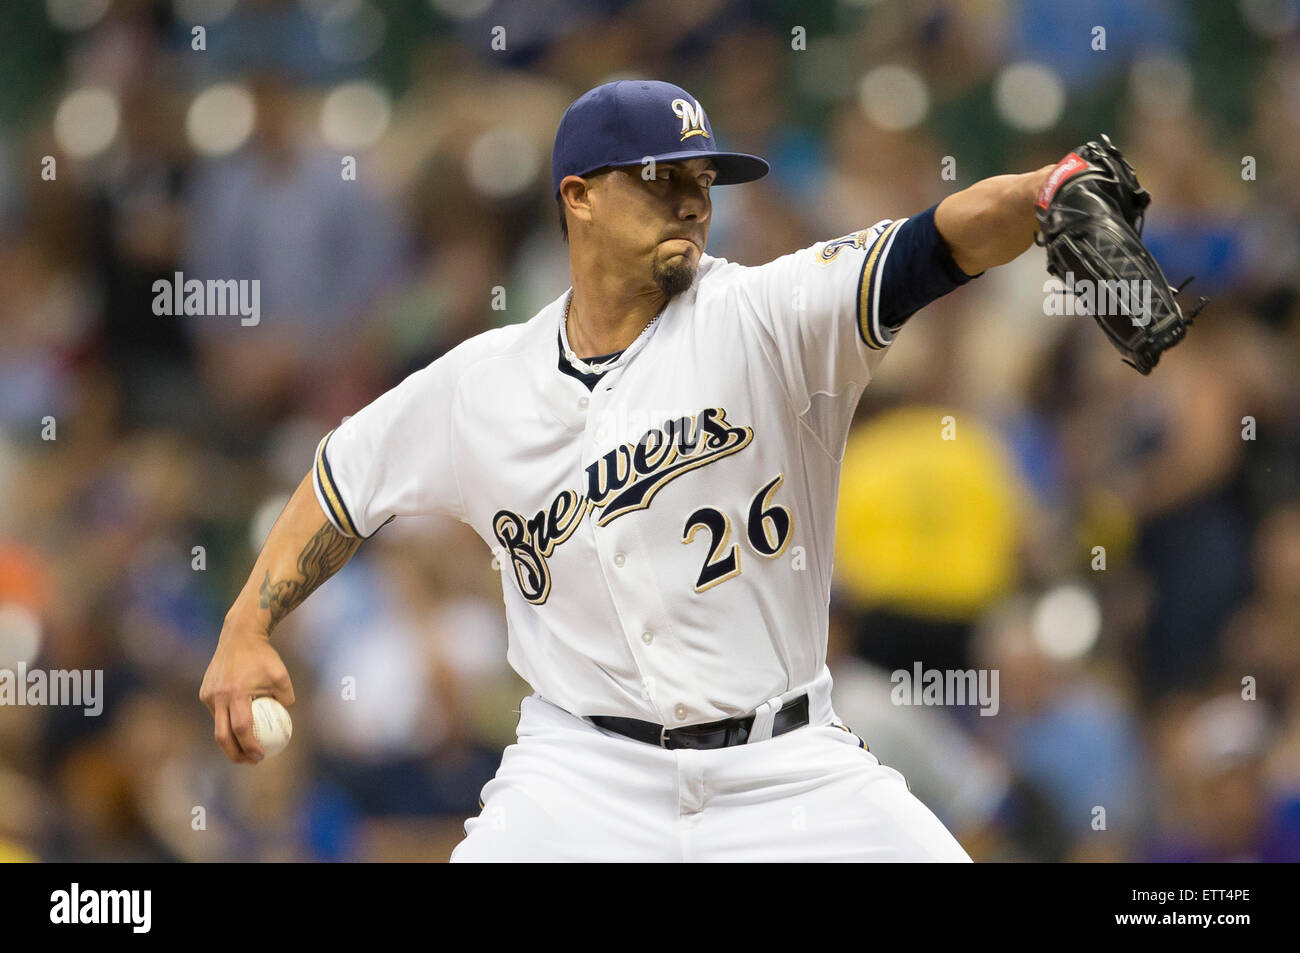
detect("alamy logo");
top-left (152, 271), bottom-right (261, 326)
top-left (671, 98), bottom-right (710, 141)
top-left (0, 663), bottom-right (102, 716)
top-left (890, 663), bottom-right (1000, 717)
top-left (1044, 272), bottom-right (1154, 326)
top-left (50, 883), bottom-right (151, 933)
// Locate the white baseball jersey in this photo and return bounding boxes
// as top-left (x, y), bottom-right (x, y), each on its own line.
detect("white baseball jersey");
top-left (313, 218), bottom-right (911, 727)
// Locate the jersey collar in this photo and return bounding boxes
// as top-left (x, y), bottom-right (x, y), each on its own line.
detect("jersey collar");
top-left (557, 288), bottom-right (669, 378)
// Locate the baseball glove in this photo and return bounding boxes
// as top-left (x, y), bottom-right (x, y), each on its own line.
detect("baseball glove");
top-left (1034, 134), bottom-right (1207, 374)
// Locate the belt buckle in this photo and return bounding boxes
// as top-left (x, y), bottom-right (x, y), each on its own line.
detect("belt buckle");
top-left (660, 725), bottom-right (671, 749)
top-left (735, 720), bottom-right (749, 745)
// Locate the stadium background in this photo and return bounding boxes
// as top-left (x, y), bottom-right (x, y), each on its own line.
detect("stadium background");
top-left (0, 0), bottom-right (1297, 862)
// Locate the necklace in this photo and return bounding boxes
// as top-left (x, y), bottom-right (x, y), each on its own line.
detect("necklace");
top-left (561, 290), bottom-right (667, 376)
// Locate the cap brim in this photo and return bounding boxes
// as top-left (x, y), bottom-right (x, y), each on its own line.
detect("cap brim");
top-left (655, 150), bottom-right (770, 185)
top-left (596, 150), bottom-right (770, 187)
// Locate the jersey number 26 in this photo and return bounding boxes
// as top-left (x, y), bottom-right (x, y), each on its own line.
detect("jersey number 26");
top-left (681, 475), bottom-right (793, 593)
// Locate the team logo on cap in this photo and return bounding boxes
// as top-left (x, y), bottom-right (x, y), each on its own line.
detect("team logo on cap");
top-left (672, 98), bottom-right (710, 141)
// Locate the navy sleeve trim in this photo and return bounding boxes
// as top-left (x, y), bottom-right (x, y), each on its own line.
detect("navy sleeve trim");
top-left (876, 203), bottom-right (982, 332)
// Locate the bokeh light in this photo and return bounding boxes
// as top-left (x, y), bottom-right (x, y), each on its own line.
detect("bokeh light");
top-left (251, 494), bottom-right (293, 553)
top-left (858, 65), bottom-right (930, 132)
top-left (429, 0), bottom-right (494, 21)
top-left (994, 62), bottom-right (1066, 132)
top-left (1239, 0), bottom-right (1300, 38)
top-left (1130, 53), bottom-right (1194, 116)
top-left (0, 603), bottom-right (43, 669)
top-left (466, 125), bottom-right (541, 199)
top-left (172, 0), bottom-right (238, 22)
top-left (45, 0), bottom-right (110, 31)
top-left (1032, 584), bottom-right (1102, 661)
top-left (53, 87), bottom-right (120, 159)
top-left (321, 81), bottom-right (392, 150)
top-left (186, 83), bottom-right (257, 157)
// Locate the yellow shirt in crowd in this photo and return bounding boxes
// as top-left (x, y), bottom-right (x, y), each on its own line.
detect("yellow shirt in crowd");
top-left (835, 406), bottom-right (1023, 621)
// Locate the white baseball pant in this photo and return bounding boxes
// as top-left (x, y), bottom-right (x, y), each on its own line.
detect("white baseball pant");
top-left (450, 692), bottom-right (972, 862)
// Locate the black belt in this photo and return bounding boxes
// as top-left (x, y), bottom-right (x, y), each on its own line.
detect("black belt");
top-left (589, 694), bottom-right (810, 750)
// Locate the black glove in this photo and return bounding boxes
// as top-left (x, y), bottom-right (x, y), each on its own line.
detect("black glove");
top-left (1034, 134), bottom-right (1207, 374)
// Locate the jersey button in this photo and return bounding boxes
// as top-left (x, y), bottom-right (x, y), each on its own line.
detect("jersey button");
top-left (578, 396), bottom-right (589, 410)
top-left (641, 631), bottom-right (654, 645)
top-left (673, 704), bottom-right (688, 721)
top-left (613, 552), bottom-right (627, 567)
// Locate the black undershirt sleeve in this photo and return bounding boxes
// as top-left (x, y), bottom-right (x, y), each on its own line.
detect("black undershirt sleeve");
top-left (876, 203), bottom-right (983, 331)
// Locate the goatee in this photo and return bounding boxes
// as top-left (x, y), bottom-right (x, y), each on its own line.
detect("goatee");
top-left (652, 257), bottom-right (696, 299)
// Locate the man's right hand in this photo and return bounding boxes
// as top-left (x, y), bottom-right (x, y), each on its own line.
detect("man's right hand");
top-left (201, 471), bottom-right (358, 762)
top-left (199, 628), bottom-right (296, 764)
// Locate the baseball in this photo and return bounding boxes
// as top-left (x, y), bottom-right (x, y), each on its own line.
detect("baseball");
top-left (250, 696), bottom-right (293, 759)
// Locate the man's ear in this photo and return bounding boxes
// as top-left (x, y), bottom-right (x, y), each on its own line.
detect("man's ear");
top-left (559, 175), bottom-right (597, 229)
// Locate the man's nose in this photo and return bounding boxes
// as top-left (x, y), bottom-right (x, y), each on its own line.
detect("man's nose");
top-left (676, 189), bottom-right (709, 221)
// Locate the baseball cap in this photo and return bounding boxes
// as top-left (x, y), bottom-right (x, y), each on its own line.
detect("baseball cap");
top-left (551, 80), bottom-right (769, 197)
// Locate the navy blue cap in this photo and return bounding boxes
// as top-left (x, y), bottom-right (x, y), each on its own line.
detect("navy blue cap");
top-left (551, 80), bottom-right (769, 197)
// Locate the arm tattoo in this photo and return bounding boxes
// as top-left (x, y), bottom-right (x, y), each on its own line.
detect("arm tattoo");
top-left (259, 521), bottom-right (361, 630)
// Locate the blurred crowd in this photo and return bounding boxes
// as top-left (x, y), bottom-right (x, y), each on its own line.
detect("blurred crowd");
top-left (0, 0), bottom-right (1297, 862)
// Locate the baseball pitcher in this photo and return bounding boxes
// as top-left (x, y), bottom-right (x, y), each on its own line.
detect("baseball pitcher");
top-left (200, 80), bottom-right (1195, 861)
